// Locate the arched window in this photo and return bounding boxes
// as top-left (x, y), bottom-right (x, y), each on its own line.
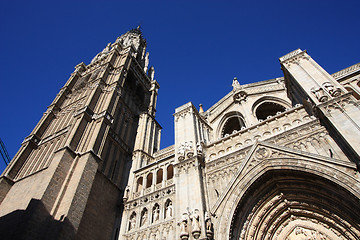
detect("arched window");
top-left (156, 169), bottom-right (163, 184)
top-left (146, 173), bottom-right (153, 188)
top-left (255, 102), bottom-right (286, 121)
top-left (136, 177), bottom-right (143, 192)
top-left (222, 116), bottom-right (245, 137)
top-left (167, 165), bottom-right (174, 180)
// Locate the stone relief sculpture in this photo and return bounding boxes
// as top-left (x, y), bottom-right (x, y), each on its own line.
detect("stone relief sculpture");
top-left (177, 141), bottom-right (194, 160)
top-left (234, 91), bottom-right (248, 103)
top-left (311, 87), bottom-right (328, 102)
top-left (323, 82), bottom-right (341, 97)
top-left (177, 143), bottom-right (186, 161)
top-left (285, 226), bottom-right (328, 240)
top-left (185, 141), bottom-right (194, 158)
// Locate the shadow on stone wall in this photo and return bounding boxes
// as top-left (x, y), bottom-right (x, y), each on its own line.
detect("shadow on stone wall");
top-left (0, 199), bottom-right (75, 240)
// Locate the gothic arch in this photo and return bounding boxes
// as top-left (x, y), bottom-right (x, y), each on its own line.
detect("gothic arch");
top-left (251, 96), bottom-right (291, 121)
top-left (214, 157), bottom-right (360, 240)
top-left (217, 111), bottom-right (246, 138)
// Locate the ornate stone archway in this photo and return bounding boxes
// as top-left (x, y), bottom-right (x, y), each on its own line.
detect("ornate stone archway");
top-left (228, 170), bottom-right (360, 240)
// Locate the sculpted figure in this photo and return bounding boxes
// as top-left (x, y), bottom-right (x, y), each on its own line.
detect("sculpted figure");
top-left (191, 209), bottom-right (201, 231)
top-left (129, 215), bottom-right (136, 230)
top-left (311, 87), bottom-right (328, 102)
top-left (166, 202), bottom-right (173, 218)
top-left (323, 82), bottom-right (341, 97)
top-left (184, 141), bottom-right (193, 151)
top-left (144, 52), bottom-right (150, 72)
top-left (232, 77), bottom-right (240, 89)
top-left (205, 211), bottom-right (212, 232)
top-left (196, 142), bottom-right (203, 155)
top-left (153, 205), bottom-right (160, 222)
top-left (179, 214), bottom-right (188, 235)
top-left (178, 143), bottom-right (186, 159)
top-left (141, 210), bottom-right (147, 226)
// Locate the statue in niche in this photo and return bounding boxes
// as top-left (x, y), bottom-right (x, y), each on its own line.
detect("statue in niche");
top-left (153, 205), bottom-right (160, 222)
top-left (129, 214), bottom-right (136, 230)
top-left (141, 210), bottom-right (147, 226)
top-left (166, 201), bottom-right (173, 218)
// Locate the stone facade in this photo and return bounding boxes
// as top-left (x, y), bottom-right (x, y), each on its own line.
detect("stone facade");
top-left (1, 29), bottom-right (360, 240)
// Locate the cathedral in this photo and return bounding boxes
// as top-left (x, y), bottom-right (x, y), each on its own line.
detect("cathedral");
top-left (1, 28), bottom-right (360, 240)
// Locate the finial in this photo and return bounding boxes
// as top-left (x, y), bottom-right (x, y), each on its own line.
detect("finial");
top-left (137, 24), bottom-right (141, 30)
top-left (232, 77), bottom-right (241, 89)
top-left (199, 104), bottom-right (204, 113)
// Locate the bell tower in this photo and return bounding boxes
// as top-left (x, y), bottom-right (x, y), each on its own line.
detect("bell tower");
top-left (0, 27), bottom-right (160, 240)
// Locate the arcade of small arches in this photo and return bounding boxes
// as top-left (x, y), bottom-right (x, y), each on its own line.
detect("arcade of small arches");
top-left (136, 164), bottom-right (174, 193)
top-left (128, 199), bottom-right (174, 232)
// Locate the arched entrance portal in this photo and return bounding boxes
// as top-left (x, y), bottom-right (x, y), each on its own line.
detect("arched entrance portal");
top-left (229, 170), bottom-right (360, 239)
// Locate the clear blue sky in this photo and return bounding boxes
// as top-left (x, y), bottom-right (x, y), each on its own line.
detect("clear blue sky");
top-left (1, 0), bottom-right (359, 173)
